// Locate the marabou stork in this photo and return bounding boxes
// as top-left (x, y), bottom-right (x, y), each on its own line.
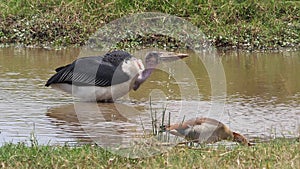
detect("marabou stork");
top-left (45, 50), bottom-right (188, 101)
top-left (162, 117), bottom-right (251, 146)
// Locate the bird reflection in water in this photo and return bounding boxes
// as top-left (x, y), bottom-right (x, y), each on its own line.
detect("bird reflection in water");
top-left (46, 102), bottom-right (147, 146)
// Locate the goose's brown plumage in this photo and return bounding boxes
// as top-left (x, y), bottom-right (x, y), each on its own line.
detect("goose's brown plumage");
top-left (164, 117), bottom-right (250, 146)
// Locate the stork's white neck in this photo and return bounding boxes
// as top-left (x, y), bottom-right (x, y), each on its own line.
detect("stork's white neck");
top-left (121, 58), bottom-right (145, 79)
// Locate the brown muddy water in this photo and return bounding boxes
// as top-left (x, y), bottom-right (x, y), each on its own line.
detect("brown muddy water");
top-left (0, 47), bottom-right (299, 147)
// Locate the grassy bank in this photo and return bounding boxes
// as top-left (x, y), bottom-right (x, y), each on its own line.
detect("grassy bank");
top-left (0, 138), bottom-right (299, 168)
top-left (0, 0), bottom-right (299, 50)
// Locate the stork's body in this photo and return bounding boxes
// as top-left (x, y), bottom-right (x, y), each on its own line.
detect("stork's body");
top-left (46, 50), bottom-right (187, 101)
top-left (164, 117), bottom-right (250, 146)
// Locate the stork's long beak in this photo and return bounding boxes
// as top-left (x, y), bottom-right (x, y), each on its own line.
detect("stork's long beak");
top-left (133, 51), bottom-right (188, 91)
top-left (159, 52), bottom-right (189, 62)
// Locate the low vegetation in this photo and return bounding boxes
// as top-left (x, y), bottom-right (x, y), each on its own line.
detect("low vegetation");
top-left (0, 0), bottom-right (299, 50)
top-left (0, 138), bottom-right (298, 168)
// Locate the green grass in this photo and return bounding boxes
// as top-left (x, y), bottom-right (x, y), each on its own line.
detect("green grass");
top-left (0, 0), bottom-right (299, 50)
top-left (0, 138), bottom-right (299, 168)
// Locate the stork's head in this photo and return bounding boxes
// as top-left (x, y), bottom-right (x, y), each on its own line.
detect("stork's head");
top-left (133, 51), bottom-right (188, 90)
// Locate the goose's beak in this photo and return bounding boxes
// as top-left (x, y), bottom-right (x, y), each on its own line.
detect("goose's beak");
top-left (159, 52), bottom-right (188, 62)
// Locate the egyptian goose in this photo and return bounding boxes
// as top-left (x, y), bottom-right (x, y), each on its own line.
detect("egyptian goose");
top-left (163, 117), bottom-right (251, 146)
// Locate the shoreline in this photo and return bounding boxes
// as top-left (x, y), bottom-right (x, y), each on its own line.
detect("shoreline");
top-left (1, 1), bottom-right (299, 51)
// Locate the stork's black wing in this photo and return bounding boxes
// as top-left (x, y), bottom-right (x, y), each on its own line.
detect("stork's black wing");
top-left (55, 64), bottom-right (71, 72)
top-left (45, 56), bottom-right (130, 87)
